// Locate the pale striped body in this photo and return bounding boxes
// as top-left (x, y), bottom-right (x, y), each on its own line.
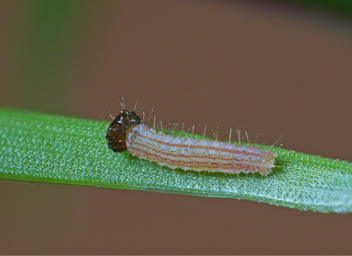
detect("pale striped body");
top-left (126, 124), bottom-right (277, 176)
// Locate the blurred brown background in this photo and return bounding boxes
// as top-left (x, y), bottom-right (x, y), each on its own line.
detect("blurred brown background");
top-left (0, 0), bottom-right (352, 254)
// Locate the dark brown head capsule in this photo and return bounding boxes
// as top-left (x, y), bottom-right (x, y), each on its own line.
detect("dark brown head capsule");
top-left (106, 110), bottom-right (142, 152)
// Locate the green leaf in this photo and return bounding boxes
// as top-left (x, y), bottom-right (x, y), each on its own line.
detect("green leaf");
top-left (0, 108), bottom-right (351, 213)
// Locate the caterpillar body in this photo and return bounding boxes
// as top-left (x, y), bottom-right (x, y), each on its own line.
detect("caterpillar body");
top-left (106, 109), bottom-right (277, 176)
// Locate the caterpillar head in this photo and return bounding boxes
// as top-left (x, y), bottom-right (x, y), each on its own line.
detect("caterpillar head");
top-left (106, 110), bottom-right (142, 152)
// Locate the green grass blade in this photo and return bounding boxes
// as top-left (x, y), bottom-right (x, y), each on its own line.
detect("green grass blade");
top-left (0, 108), bottom-right (351, 213)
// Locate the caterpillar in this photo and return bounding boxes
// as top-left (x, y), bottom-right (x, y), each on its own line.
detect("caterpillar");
top-left (106, 109), bottom-right (278, 176)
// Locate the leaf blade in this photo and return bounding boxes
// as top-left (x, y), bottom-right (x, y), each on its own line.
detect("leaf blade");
top-left (0, 108), bottom-right (351, 213)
